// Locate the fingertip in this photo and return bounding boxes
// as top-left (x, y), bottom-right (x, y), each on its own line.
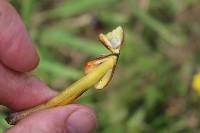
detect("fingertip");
top-left (0, 0), bottom-right (39, 72)
top-left (66, 106), bottom-right (97, 133)
top-left (0, 67), bottom-right (57, 111)
top-left (5, 104), bottom-right (96, 133)
top-left (2, 44), bottom-right (40, 72)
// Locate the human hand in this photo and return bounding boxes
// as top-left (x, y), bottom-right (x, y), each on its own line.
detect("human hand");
top-left (0, 1), bottom-right (96, 133)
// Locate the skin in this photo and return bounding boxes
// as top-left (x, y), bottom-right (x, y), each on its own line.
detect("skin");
top-left (0, 0), bottom-right (96, 133)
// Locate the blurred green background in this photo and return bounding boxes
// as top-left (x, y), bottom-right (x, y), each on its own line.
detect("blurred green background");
top-left (1, 0), bottom-right (200, 132)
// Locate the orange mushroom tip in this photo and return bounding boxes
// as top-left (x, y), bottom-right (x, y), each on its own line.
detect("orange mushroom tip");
top-left (6, 26), bottom-right (125, 125)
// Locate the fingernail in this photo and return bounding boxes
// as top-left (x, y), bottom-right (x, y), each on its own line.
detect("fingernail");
top-left (66, 109), bottom-right (96, 133)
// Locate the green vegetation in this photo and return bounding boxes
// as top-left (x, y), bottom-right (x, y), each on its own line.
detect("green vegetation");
top-left (1, 0), bottom-right (200, 132)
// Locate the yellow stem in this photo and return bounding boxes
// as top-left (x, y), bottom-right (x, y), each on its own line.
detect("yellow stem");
top-left (6, 56), bottom-right (116, 125)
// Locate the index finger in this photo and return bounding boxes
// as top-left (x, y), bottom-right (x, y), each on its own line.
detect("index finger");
top-left (0, 0), bottom-right (39, 72)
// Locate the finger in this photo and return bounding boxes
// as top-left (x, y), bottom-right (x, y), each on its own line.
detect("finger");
top-left (0, 63), bottom-right (57, 111)
top-left (0, 0), bottom-right (39, 72)
top-left (5, 104), bottom-right (97, 133)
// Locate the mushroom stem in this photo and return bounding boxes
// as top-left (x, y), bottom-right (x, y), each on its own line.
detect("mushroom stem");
top-left (6, 56), bottom-right (116, 125)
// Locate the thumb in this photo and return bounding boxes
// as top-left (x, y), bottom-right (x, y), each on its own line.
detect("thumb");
top-left (5, 104), bottom-right (96, 133)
